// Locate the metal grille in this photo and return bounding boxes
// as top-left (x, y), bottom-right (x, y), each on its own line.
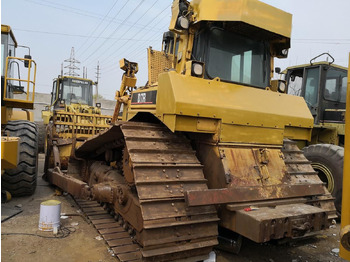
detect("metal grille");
top-left (53, 111), bottom-right (111, 139)
top-left (147, 49), bottom-right (174, 85)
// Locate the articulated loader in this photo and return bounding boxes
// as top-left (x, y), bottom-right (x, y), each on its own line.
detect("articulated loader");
top-left (42, 75), bottom-right (112, 176)
top-left (45, 1), bottom-right (337, 261)
top-left (282, 54), bottom-right (347, 214)
top-left (1, 25), bottom-right (38, 199)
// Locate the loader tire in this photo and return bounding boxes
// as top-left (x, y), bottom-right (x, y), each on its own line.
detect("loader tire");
top-left (303, 144), bottom-right (343, 215)
top-left (2, 120), bottom-right (38, 196)
top-left (36, 121), bottom-right (46, 154)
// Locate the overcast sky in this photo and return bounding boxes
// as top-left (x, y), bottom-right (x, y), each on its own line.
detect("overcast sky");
top-left (2, 0), bottom-right (350, 98)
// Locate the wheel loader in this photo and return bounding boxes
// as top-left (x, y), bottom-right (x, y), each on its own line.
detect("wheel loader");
top-left (42, 75), bottom-right (112, 176)
top-left (1, 24), bottom-right (38, 200)
top-left (45, 1), bottom-right (337, 261)
top-left (281, 53), bottom-right (347, 214)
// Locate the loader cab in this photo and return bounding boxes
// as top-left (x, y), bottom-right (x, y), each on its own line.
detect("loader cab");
top-left (285, 62), bottom-right (347, 124)
top-left (52, 77), bottom-right (93, 108)
top-left (2, 25), bottom-right (18, 103)
top-left (1, 24), bottom-right (36, 118)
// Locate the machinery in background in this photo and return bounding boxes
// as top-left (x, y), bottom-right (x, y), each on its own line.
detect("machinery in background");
top-left (340, 53), bottom-right (350, 261)
top-left (1, 24), bottom-right (38, 199)
top-left (42, 75), bottom-right (112, 179)
top-left (44, 1), bottom-right (337, 261)
top-left (282, 53), bottom-right (347, 214)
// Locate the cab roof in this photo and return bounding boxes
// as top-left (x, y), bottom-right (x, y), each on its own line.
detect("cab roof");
top-left (282, 61), bottom-right (348, 74)
top-left (1, 24), bottom-right (18, 47)
top-left (190, 0), bottom-right (292, 39)
top-left (57, 75), bottom-right (95, 83)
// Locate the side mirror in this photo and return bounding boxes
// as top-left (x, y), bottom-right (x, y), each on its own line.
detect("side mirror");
top-left (24, 55), bottom-right (32, 68)
top-left (275, 67), bottom-right (281, 74)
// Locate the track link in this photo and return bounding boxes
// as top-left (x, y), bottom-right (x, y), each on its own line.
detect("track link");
top-left (282, 140), bottom-right (337, 220)
top-left (76, 199), bottom-right (142, 262)
top-left (121, 122), bottom-right (218, 261)
top-left (75, 122), bottom-right (219, 261)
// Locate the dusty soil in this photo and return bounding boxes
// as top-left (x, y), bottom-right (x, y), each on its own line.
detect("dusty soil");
top-left (1, 155), bottom-right (115, 262)
top-left (1, 155), bottom-right (346, 262)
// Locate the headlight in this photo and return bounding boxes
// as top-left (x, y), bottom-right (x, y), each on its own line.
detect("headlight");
top-left (278, 81), bottom-right (286, 93)
top-left (192, 63), bottom-right (203, 76)
top-left (176, 16), bottom-right (189, 30)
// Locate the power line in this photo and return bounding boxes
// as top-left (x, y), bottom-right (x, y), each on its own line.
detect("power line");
top-left (12, 28), bottom-right (150, 41)
top-left (78, 0), bottom-right (130, 58)
top-left (76, 0), bottom-right (120, 53)
top-left (19, 0), bottom-right (164, 33)
top-left (98, 4), bottom-right (170, 72)
top-left (81, 0), bottom-right (146, 63)
top-left (97, 2), bottom-right (170, 69)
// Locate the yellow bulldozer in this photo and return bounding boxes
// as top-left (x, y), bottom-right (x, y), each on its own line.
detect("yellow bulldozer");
top-left (44, 1), bottom-right (337, 261)
top-left (280, 54), bottom-right (346, 215)
top-left (1, 24), bottom-right (38, 200)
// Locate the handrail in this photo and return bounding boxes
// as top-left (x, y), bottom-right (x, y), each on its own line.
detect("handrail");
top-left (3, 56), bottom-right (37, 105)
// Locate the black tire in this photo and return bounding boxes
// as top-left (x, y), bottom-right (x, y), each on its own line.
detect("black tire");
top-left (303, 144), bottom-right (343, 214)
top-left (2, 120), bottom-right (38, 196)
top-left (36, 121), bottom-right (46, 154)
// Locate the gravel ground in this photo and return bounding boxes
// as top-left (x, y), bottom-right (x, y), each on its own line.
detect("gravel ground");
top-left (1, 154), bottom-right (346, 262)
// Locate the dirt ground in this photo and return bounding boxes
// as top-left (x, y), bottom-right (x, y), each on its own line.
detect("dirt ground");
top-left (1, 155), bottom-right (346, 262)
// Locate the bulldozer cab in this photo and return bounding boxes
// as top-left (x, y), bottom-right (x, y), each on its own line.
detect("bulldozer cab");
top-left (51, 76), bottom-right (94, 108)
top-left (1, 24), bottom-right (37, 123)
top-left (191, 25), bottom-right (272, 88)
top-left (284, 56), bottom-right (347, 125)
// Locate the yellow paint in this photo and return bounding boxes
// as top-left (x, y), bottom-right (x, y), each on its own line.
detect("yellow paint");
top-left (156, 71), bottom-right (313, 145)
top-left (1, 107), bottom-right (33, 124)
top-left (190, 0), bottom-right (292, 38)
top-left (340, 54), bottom-right (350, 260)
top-left (3, 56), bottom-right (37, 111)
top-left (282, 61), bottom-right (348, 74)
top-left (42, 109), bottom-right (51, 125)
top-left (1, 137), bottom-right (19, 170)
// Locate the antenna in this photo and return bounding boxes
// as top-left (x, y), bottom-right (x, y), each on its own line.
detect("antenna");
top-left (64, 47), bottom-right (80, 76)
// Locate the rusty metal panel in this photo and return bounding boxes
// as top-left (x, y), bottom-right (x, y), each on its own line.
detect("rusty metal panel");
top-left (75, 124), bottom-right (124, 158)
top-left (141, 199), bottom-right (216, 220)
top-left (133, 165), bottom-right (205, 183)
top-left (137, 182), bottom-right (207, 200)
top-left (129, 151), bottom-right (200, 164)
top-left (141, 222), bottom-right (217, 247)
top-left (234, 203), bottom-right (328, 243)
top-left (48, 169), bottom-right (88, 199)
top-left (185, 184), bottom-right (325, 207)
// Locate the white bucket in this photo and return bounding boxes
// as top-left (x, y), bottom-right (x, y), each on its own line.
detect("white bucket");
top-left (38, 200), bottom-right (61, 231)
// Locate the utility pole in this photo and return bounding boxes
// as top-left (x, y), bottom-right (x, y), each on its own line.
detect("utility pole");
top-left (64, 47), bottom-right (80, 76)
top-left (95, 61), bottom-right (101, 102)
